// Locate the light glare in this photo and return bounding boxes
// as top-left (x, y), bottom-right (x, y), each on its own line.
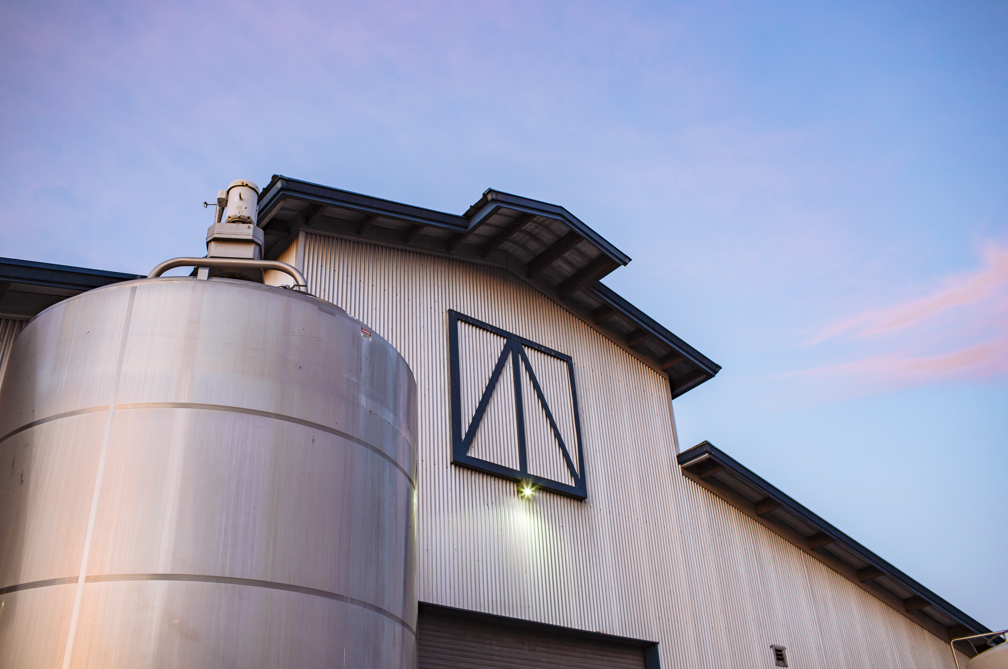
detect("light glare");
top-left (518, 478), bottom-right (535, 499)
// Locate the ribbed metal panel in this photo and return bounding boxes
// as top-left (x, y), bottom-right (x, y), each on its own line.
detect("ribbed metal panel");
top-left (459, 321), bottom-right (520, 470)
top-left (301, 231), bottom-right (958, 669)
top-left (264, 240), bottom-right (299, 287)
top-left (0, 317), bottom-right (26, 390)
top-left (417, 610), bottom-right (645, 669)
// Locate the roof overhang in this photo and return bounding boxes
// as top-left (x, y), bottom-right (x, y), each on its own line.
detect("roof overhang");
top-left (257, 175), bottom-right (719, 398)
top-left (678, 441), bottom-right (989, 652)
top-left (0, 257), bottom-right (142, 320)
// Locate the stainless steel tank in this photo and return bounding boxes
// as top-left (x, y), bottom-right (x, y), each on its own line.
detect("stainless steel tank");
top-left (0, 276), bottom-right (418, 668)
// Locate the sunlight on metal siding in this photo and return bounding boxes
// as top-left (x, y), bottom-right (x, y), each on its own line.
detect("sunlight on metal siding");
top-left (0, 317), bottom-right (26, 390)
top-left (264, 241), bottom-right (298, 287)
top-left (461, 321), bottom-right (519, 470)
top-left (300, 231), bottom-right (958, 669)
top-left (520, 359), bottom-right (574, 486)
top-left (524, 346), bottom-right (579, 470)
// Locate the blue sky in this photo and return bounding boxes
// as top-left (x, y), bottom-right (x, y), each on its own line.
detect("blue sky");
top-left (1, 0), bottom-right (1005, 627)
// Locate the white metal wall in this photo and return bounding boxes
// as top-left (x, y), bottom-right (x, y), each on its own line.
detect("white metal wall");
top-left (264, 239), bottom-right (299, 287)
top-left (0, 317), bottom-right (26, 391)
top-left (297, 231), bottom-right (960, 669)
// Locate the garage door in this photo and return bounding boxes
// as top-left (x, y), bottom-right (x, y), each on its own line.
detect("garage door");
top-left (418, 605), bottom-right (648, 669)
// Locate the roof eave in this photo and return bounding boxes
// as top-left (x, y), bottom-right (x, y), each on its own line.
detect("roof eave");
top-left (678, 441), bottom-right (989, 649)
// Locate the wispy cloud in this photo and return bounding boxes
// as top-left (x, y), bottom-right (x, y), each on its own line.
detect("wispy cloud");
top-left (808, 244), bottom-right (1008, 345)
top-left (792, 242), bottom-right (1008, 392)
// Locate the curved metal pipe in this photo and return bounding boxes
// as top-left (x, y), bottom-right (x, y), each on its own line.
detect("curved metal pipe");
top-left (950, 629), bottom-right (1008, 669)
top-left (148, 257), bottom-right (309, 292)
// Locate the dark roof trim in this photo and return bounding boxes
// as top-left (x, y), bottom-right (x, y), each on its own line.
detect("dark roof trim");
top-left (465, 189), bottom-right (631, 266)
top-left (259, 175), bottom-right (467, 230)
top-left (585, 282), bottom-right (720, 380)
top-left (678, 441), bottom-right (988, 647)
top-left (256, 174), bottom-right (718, 399)
top-left (0, 257), bottom-right (142, 292)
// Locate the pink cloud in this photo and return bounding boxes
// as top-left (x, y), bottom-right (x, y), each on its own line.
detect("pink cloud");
top-left (808, 243), bottom-right (1008, 345)
top-left (792, 242), bottom-right (1008, 393)
top-left (788, 338), bottom-right (1008, 389)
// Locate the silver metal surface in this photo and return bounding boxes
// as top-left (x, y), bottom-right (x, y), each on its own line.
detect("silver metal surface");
top-left (295, 231), bottom-right (961, 669)
top-left (0, 276), bottom-right (418, 668)
top-left (147, 257), bottom-right (308, 290)
top-left (951, 631), bottom-right (1008, 669)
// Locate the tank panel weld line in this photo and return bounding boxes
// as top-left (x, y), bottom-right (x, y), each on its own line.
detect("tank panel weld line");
top-left (0, 576), bottom-right (78, 596)
top-left (114, 401), bottom-right (415, 487)
top-left (0, 406), bottom-right (110, 445)
top-left (83, 573), bottom-right (415, 636)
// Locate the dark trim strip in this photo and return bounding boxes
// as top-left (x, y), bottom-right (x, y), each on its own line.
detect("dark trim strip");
top-left (0, 576), bottom-right (78, 595)
top-left (448, 309), bottom-right (588, 499)
top-left (259, 176), bottom-right (466, 230)
top-left (0, 257), bottom-right (141, 292)
top-left (253, 177), bottom-right (718, 404)
top-left (0, 406), bottom-right (110, 444)
top-left (677, 440), bottom-right (988, 642)
top-left (82, 573), bottom-right (415, 636)
top-left (463, 190), bottom-right (631, 266)
top-left (584, 282), bottom-right (720, 376)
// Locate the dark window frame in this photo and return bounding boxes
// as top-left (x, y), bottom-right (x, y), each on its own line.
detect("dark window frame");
top-left (448, 309), bottom-right (588, 499)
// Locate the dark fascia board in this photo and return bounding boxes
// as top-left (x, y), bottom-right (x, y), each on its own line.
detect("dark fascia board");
top-left (259, 175), bottom-right (467, 231)
top-left (586, 282), bottom-right (720, 378)
top-left (0, 257), bottom-right (142, 292)
top-left (677, 441), bottom-right (989, 639)
top-left (258, 176), bottom-right (718, 401)
top-left (465, 189), bottom-right (631, 267)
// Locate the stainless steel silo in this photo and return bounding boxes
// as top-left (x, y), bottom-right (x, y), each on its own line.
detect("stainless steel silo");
top-left (0, 230), bottom-right (418, 665)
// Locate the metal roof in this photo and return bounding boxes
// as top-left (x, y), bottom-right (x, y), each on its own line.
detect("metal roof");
top-left (678, 440), bottom-right (989, 651)
top-left (257, 175), bottom-right (720, 398)
top-left (0, 257), bottom-right (142, 320)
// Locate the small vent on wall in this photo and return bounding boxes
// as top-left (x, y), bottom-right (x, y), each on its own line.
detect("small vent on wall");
top-left (771, 645), bottom-right (788, 667)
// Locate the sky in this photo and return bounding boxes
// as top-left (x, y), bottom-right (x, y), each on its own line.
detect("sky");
top-left (1, 0), bottom-right (1005, 629)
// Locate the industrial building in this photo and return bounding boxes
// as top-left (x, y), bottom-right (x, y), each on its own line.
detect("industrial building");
top-left (0, 176), bottom-right (998, 668)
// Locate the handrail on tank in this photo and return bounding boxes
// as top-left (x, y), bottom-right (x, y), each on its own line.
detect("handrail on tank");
top-left (950, 629), bottom-right (1007, 669)
top-left (148, 257), bottom-right (309, 292)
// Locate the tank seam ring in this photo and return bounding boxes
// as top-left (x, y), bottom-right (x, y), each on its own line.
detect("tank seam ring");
top-left (0, 402), bottom-right (415, 488)
top-left (0, 576), bottom-right (78, 595)
top-left (115, 402), bottom-right (416, 487)
top-left (0, 574), bottom-right (415, 637)
top-left (0, 406), bottom-right (111, 445)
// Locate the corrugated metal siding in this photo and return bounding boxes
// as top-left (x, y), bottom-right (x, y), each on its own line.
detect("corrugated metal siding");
top-left (519, 358), bottom-right (573, 486)
top-left (458, 321), bottom-right (519, 470)
top-left (524, 346), bottom-right (579, 469)
top-left (264, 240), bottom-right (299, 287)
top-left (0, 317), bottom-right (26, 390)
top-left (300, 231), bottom-right (959, 669)
top-left (418, 611), bottom-right (645, 669)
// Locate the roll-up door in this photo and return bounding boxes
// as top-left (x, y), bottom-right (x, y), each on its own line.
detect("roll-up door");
top-left (418, 605), bottom-right (648, 669)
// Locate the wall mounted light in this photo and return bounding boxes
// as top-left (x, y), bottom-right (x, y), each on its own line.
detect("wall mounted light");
top-left (518, 478), bottom-right (536, 499)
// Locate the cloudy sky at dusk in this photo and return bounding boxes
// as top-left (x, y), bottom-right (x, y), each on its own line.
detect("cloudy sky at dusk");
top-left (1, 1), bottom-right (1005, 627)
